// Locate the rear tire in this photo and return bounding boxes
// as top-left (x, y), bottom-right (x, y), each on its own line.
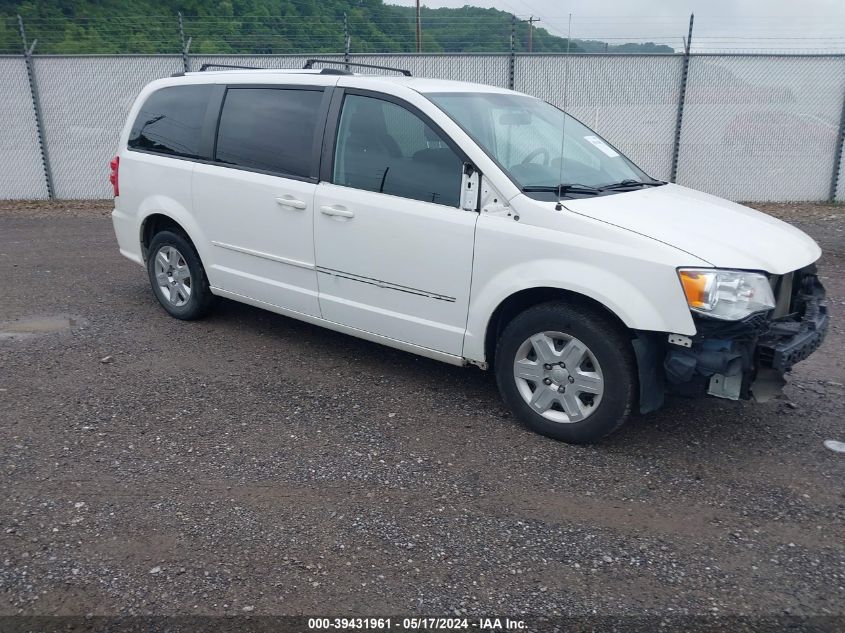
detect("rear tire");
top-left (146, 230), bottom-right (214, 320)
top-left (494, 301), bottom-right (636, 444)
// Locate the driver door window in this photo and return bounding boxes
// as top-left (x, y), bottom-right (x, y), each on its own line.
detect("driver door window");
top-left (332, 95), bottom-right (463, 207)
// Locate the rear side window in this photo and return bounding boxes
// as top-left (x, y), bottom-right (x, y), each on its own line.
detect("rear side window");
top-left (214, 88), bottom-right (323, 178)
top-left (128, 85), bottom-right (211, 159)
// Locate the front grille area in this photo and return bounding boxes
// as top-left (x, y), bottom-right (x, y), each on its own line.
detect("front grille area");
top-left (666, 264), bottom-right (828, 400)
top-left (692, 311), bottom-right (771, 340)
top-left (770, 271), bottom-right (793, 318)
top-left (757, 264), bottom-right (828, 372)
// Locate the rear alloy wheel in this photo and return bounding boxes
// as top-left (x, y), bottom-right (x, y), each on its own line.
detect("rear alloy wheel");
top-left (146, 230), bottom-right (214, 320)
top-left (495, 301), bottom-right (635, 444)
top-left (153, 245), bottom-right (192, 307)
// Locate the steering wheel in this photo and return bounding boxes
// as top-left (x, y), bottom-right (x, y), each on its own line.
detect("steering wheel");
top-left (521, 147), bottom-right (550, 166)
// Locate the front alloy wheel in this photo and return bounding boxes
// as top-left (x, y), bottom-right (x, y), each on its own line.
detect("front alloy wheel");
top-left (495, 301), bottom-right (635, 444)
top-left (513, 332), bottom-right (604, 423)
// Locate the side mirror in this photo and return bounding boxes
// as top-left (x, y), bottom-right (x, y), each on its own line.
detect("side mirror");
top-left (461, 164), bottom-right (480, 212)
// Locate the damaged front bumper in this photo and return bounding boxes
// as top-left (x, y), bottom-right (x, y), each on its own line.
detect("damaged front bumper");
top-left (635, 265), bottom-right (829, 411)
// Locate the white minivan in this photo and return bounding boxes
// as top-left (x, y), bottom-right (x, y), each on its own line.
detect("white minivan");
top-left (111, 61), bottom-right (828, 444)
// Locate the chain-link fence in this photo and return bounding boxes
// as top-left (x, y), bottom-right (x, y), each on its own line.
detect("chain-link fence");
top-left (32, 55), bottom-right (185, 199)
top-left (677, 55), bottom-right (845, 201)
top-left (1, 56), bottom-right (48, 199)
top-left (516, 54), bottom-right (685, 181)
top-left (2, 52), bottom-right (845, 201)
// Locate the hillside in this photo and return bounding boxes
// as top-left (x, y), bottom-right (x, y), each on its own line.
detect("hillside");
top-left (0, 0), bottom-right (674, 55)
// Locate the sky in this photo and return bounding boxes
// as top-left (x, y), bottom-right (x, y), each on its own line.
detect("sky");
top-left (387, 0), bottom-right (845, 52)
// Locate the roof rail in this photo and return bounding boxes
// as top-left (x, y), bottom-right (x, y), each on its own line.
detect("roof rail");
top-left (198, 63), bottom-right (260, 72)
top-left (195, 63), bottom-right (353, 75)
top-left (303, 58), bottom-right (412, 77)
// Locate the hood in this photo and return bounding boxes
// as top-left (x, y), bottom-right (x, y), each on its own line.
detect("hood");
top-left (561, 183), bottom-right (821, 275)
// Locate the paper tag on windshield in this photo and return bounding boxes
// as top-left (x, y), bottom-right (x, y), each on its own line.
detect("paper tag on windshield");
top-left (584, 135), bottom-right (619, 158)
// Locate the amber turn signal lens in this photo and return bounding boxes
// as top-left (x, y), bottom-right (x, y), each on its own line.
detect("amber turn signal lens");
top-left (678, 268), bottom-right (775, 320)
top-left (679, 270), bottom-right (709, 308)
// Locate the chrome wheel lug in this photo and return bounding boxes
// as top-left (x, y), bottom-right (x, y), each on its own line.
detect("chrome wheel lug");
top-left (543, 363), bottom-right (552, 370)
top-left (543, 378), bottom-right (552, 385)
top-left (568, 376), bottom-right (575, 383)
top-left (558, 386), bottom-right (566, 393)
top-left (559, 362), bottom-right (566, 368)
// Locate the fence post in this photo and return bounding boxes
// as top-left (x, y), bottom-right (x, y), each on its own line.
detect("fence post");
top-left (669, 13), bottom-right (694, 184)
top-left (830, 80), bottom-right (845, 202)
top-left (344, 12), bottom-right (350, 70)
top-left (178, 12), bottom-right (191, 73)
top-left (508, 14), bottom-right (516, 90)
top-left (18, 15), bottom-right (54, 200)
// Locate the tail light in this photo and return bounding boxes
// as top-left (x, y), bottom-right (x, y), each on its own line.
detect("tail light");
top-left (109, 156), bottom-right (120, 197)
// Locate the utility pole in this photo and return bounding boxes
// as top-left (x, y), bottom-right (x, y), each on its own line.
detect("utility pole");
top-left (526, 15), bottom-right (540, 53)
top-left (415, 0), bottom-right (422, 53)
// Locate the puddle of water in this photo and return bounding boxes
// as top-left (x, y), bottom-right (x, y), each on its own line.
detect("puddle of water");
top-left (0, 316), bottom-right (84, 340)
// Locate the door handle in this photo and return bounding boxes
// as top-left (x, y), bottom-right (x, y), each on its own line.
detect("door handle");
top-left (275, 196), bottom-right (307, 210)
top-left (320, 205), bottom-right (355, 219)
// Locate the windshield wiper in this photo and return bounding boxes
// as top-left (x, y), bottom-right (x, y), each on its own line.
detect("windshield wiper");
top-left (522, 183), bottom-right (601, 196)
top-left (598, 179), bottom-right (665, 191)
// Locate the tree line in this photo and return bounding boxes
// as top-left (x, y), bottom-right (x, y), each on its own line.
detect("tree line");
top-left (0, 0), bottom-right (674, 55)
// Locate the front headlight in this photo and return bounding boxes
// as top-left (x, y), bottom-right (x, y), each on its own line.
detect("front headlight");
top-left (678, 268), bottom-right (775, 321)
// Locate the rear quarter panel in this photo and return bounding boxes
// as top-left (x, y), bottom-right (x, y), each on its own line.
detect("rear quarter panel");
top-left (112, 77), bottom-right (213, 267)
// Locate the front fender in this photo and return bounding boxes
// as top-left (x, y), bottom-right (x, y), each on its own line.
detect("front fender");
top-left (462, 258), bottom-right (697, 363)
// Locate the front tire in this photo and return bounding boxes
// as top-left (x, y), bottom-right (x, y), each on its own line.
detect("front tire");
top-left (494, 301), bottom-right (636, 444)
top-left (146, 230), bottom-right (214, 320)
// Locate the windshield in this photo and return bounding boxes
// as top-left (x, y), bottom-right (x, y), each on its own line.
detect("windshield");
top-left (427, 92), bottom-right (654, 197)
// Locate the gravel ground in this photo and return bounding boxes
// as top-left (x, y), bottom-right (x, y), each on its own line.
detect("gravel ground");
top-left (0, 200), bottom-right (843, 621)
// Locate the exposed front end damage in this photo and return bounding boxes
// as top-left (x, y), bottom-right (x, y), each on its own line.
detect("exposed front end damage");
top-left (635, 265), bottom-right (829, 411)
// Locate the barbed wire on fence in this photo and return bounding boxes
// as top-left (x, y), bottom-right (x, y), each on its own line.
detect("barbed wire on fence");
top-left (2, 11), bottom-right (845, 203)
top-left (4, 12), bottom-right (845, 56)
